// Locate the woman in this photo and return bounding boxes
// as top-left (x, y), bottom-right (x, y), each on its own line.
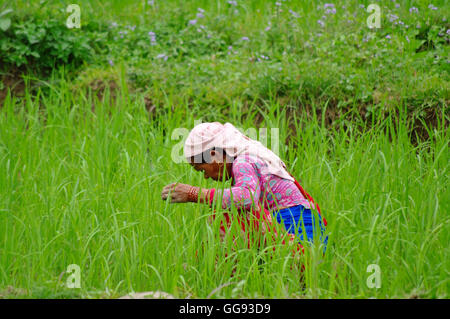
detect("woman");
top-left (161, 122), bottom-right (328, 254)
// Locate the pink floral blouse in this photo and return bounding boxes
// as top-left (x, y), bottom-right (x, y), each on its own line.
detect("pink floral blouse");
top-left (211, 154), bottom-right (312, 212)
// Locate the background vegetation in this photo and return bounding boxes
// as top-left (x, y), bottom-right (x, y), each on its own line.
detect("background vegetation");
top-left (0, 0), bottom-right (448, 298)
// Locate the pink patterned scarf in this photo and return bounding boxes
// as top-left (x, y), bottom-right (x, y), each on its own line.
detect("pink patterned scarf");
top-left (184, 122), bottom-right (294, 181)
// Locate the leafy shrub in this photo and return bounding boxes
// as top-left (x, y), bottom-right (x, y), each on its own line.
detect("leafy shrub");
top-left (0, 13), bottom-right (107, 73)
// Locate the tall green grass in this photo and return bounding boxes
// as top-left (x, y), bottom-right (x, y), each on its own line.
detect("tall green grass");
top-left (1, 0), bottom-right (449, 299)
top-left (0, 71), bottom-right (448, 298)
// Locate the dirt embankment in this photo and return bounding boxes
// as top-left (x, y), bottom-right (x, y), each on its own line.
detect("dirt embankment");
top-left (1, 68), bottom-right (447, 146)
top-left (0, 67), bottom-right (26, 104)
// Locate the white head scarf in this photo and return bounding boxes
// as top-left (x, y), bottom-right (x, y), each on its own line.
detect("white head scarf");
top-left (184, 122), bottom-right (294, 181)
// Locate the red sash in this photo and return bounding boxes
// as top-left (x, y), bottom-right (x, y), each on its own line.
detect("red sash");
top-left (292, 179), bottom-right (327, 227)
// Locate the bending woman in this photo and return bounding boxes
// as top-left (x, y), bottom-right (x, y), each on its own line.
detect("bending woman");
top-left (161, 122), bottom-right (328, 253)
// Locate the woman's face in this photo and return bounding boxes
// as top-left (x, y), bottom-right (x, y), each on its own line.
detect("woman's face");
top-left (192, 162), bottom-right (223, 180)
top-left (190, 150), bottom-right (231, 181)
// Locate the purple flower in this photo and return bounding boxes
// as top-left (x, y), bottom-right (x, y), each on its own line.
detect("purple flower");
top-left (156, 53), bottom-right (168, 61)
top-left (147, 0), bottom-right (154, 5)
top-left (428, 4), bottom-right (438, 10)
top-left (409, 7), bottom-right (418, 13)
top-left (265, 26), bottom-right (271, 31)
top-left (111, 22), bottom-right (118, 28)
top-left (289, 9), bottom-right (300, 18)
top-left (324, 3), bottom-right (335, 9)
top-left (196, 12), bottom-right (205, 19)
top-left (118, 30), bottom-right (128, 39)
top-left (108, 59), bottom-right (114, 66)
top-left (395, 3), bottom-right (400, 8)
top-left (389, 14), bottom-right (399, 22)
top-left (405, 35), bottom-right (410, 43)
top-left (386, 34), bottom-right (391, 39)
top-left (275, 2), bottom-right (281, 6)
top-left (359, 4), bottom-right (365, 9)
top-left (318, 19), bottom-right (325, 27)
top-left (148, 31), bottom-right (156, 45)
top-left (188, 19), bottom-right (197, 25)
top-left (447, 29), bottom-right (450, 35)
top-left (241, 36), bottom-right (249, 41)
top-left (227, 0), bottom-right (237, 6)
top-left (325, 8), bottom-right (336, 14)
top-left (197, 8), bottom-right (205, 13)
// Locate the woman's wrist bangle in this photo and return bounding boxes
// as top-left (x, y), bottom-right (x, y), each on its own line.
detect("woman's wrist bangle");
top-left (188, 186), bottom-right (199, 202)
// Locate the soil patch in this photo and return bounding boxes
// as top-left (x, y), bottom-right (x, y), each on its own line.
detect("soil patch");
top-left (0, 67), bottom-right (27, 106)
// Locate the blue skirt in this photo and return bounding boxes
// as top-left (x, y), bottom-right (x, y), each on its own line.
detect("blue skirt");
top-left (273, 205), bottom-right (328, 252)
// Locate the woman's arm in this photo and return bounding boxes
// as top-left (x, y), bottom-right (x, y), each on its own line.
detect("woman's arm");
top-left (161, 182), bottom-right (212, 203)
top-left (161, 157), bottom-right (261, 210)
top-left (213, 160), bottom-right (261, 210)
top-left (161, 159), bottom-right (261, 208)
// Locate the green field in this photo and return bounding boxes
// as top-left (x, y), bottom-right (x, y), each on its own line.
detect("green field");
top-left (0, 0), bottom-right (448, 298)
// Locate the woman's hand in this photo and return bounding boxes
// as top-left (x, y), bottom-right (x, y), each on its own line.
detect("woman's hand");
top-left (161, 183), bottom-right (193, 203)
